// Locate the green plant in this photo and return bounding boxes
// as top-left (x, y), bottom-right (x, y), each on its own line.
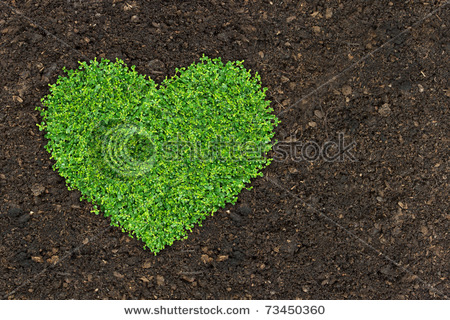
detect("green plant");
top-left (37, 56), bottom-right (279, 253)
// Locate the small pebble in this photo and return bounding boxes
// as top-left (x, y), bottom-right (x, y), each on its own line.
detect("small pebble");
top-left (286, 16), bottom-right (296, 23)
top-left (181, 275), bottom-right (195, 283)
top-left (31, 184), bottom-right (45, 196)
top-left (378, 103), bottom-right (392, 117)
top-left (312, 26), bottom-right (321, 34)
top-left (216, 255), bottom-right (229, 262)
top-left (342, 85), bottom-right (352, 96)
top-left (201, 254), bottom-right (213, 265)
top-left (31, 256), bottom-right (44, 263)
top-left (156, 275), bottom-right (165, 286)
top-left (314, 110), bottom-right (324, 119)
top-left (281, 75), bottom-right (290, 83)
top-left (147, 59), bottom-right (165, 71)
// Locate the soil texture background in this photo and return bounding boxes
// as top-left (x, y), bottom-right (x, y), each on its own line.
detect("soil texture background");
top-left (0, 0), bottom-right (449, 299)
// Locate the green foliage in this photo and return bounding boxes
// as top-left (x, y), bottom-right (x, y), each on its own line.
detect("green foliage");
top-left (37, 56), bottom-right (279, 253)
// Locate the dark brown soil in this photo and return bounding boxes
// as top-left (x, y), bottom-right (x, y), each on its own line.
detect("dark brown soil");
top-left (1, 0), bottom-right (449, 299)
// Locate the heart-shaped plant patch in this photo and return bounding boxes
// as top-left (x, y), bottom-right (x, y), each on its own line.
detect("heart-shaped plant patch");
top-left (37, 56), bottom-right (278, 253)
